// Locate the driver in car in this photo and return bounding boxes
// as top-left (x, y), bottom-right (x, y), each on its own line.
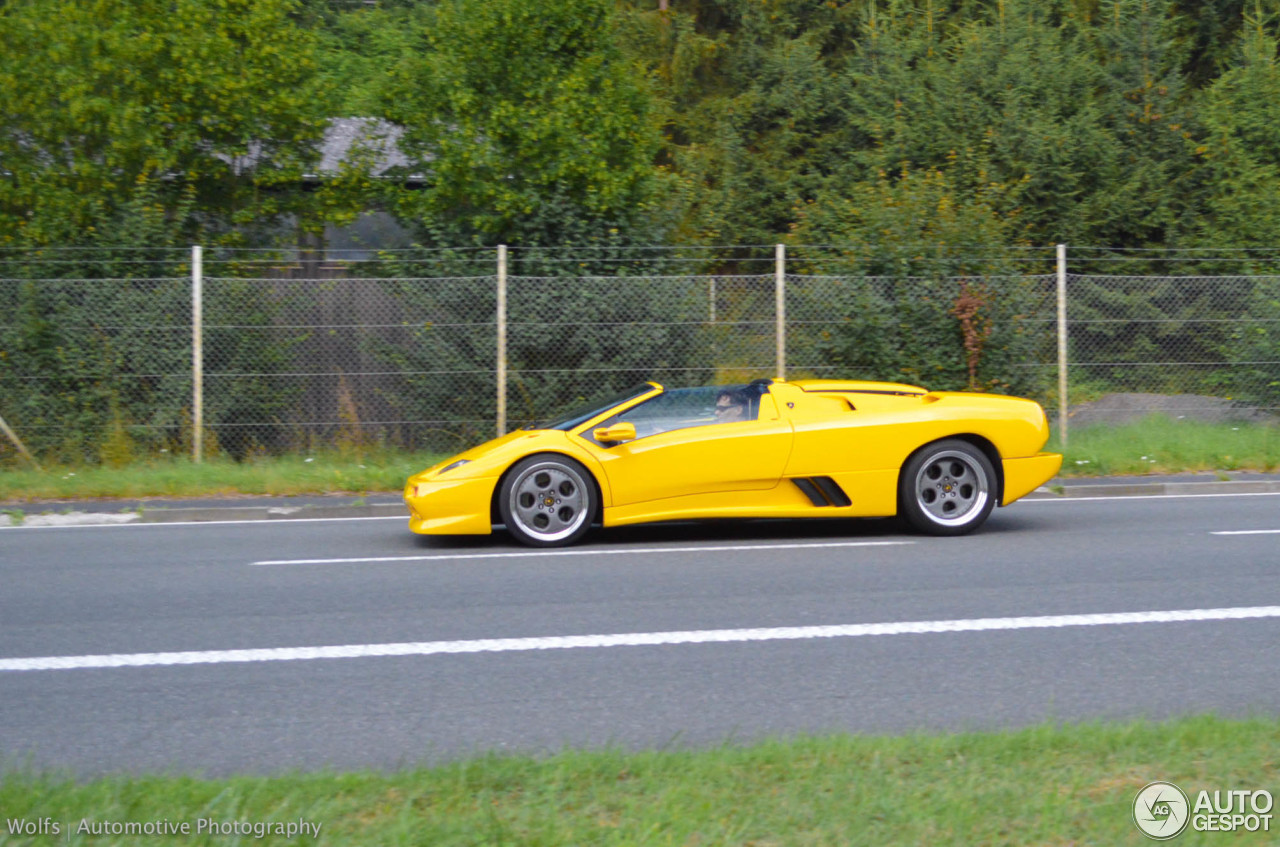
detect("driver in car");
top-left (714, 389), bottom-right (748, 422)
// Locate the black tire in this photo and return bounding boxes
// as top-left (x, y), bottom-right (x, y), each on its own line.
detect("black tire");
top-left (498, 455), bottom-right (596, 547)
top-left (898, 439), bottom-right (996, 536)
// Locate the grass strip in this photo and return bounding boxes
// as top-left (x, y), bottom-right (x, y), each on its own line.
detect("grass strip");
top-left (0, 450), bottom-right (447, 502)
top-left (1050, 416), bottom-right (1279, 476)
top-left (0, 418), bottom-right (1276, 502)
top-left (2, 715), bottom-right (1277, 845)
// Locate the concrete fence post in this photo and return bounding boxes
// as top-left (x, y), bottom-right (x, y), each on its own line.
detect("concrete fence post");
top-left (191, 244), bottom-right (204, 463)
top-left (1057, 243), bottom-right (1069, 448)
top-left (496, 244), bottom-right (508, 438)
top-left (775, 244), bottom-right (786, 380)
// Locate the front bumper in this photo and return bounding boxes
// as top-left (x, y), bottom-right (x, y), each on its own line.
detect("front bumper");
top-left (403, 475), bottom-right (496, 535)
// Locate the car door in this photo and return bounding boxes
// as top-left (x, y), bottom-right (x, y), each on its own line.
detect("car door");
top-left (579, 386), bottom-right (793, 507)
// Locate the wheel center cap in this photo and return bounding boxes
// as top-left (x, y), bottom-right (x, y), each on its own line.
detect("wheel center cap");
top-left (544, 496), bottom-right (555, 506)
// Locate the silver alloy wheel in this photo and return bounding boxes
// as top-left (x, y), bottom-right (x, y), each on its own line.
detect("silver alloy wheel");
top-left (506, 458), bottom-right (591, 544)
top-left (912, 448), bottom-right (990, 528)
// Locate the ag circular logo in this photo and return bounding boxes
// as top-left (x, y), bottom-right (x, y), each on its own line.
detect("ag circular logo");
top-left (1134, 781), bottom-right (1191, 840)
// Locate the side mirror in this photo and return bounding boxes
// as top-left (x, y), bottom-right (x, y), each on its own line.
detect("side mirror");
top-left (592, 422), bottom-right (636, 444)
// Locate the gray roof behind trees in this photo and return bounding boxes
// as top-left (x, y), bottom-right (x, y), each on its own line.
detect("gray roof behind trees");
top-left (311, 117), bottom-right (423, 183)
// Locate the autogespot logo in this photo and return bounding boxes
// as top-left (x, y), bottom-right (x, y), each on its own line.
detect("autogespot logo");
top-left (1134, 782), bottom-right (1191, 840)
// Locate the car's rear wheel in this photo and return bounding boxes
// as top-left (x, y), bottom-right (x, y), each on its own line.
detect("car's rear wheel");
top-left (499, 455), bottom-right (596, 547)
top-left (899, 439), bottom-right (996, 536)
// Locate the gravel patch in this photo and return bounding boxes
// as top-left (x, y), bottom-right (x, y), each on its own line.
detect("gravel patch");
top-left (1068, 393), bottom-right (1276, 427)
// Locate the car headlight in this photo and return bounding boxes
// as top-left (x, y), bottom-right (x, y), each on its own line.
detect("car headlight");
top-left (437, 459), bottom-right (472, 476)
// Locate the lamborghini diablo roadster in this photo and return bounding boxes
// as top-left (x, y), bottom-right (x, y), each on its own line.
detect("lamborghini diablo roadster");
top-left (404, 379), bottom-right (1062, 546)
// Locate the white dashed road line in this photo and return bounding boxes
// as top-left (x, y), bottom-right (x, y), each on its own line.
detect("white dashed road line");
top-left (251, 540), bottom-right (914, 566)
top-left (4, 606), bottom-right (1279, 673)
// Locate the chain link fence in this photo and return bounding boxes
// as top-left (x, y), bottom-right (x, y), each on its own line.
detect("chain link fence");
top-left (0, 249), bottom-right (194, 463)
top-left (785, 273), bottom-right (1059, 399)
top-left (504, 273), bottom-right (778, 430)
top-left (1066, 274), bottom-right (1280, 425)
top-left (200, 271), bottom-right (500, 457)
top-left (1, 246), bottom-right (1277, 464)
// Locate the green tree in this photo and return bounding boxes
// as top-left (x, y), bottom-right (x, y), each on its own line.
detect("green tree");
top-left (1194, 16), bottom-right (1280, 247)
top-left (1170, 0), bottom-right (1247, 87)
top-left (618, 0), bottom-right (860, 247)
top-left (0, 0), bottom-right (326, 247)
top-left (382, 0), bottom-right (663, 246)
top-left (1063, 3), bottom-right (1257, 400)
top-left (1087, 0), bottom-right (1199, 248)
top-left (308, 1), bottom-right (425, 117)
top-left (1194, 16), bottom-right (1280, 407)
top-left (0, 0), bottom-right (342, 460)
top-left (837, 1), bottom-right (1128, 246)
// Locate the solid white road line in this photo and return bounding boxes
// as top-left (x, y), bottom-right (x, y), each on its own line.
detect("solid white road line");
top-left (4, 606), bottom-right (1279, 672)
top-left (252, 540), bottom-right (914, 566)
top-left (1211, 529), bottom-right (1280, 536)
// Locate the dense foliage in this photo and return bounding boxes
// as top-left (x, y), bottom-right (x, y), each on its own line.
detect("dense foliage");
top-left (3, 0), bottom-right (1280, 460)
top-left (8, 0), bottom-right (1278, 251)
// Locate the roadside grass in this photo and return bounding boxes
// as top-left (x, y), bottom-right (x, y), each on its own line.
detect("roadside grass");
top-left (0, 418), bottom-right (1277, 502)
top-left (1053, 417), bottom-right (1280, 476)
top-left (2, 715), bottom-right (1276, 845)
top-left (0, 449), bottom-right (448, 502)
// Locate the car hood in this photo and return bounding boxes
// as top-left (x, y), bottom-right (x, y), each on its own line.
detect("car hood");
top-left (410, 429), bottom-right (575, 483)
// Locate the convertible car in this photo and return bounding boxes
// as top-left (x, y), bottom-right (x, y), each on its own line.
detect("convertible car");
top-left (404, 379), bottom-right (1062, 546)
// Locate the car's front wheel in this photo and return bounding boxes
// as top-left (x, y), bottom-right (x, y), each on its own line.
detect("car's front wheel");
top-left (498, 455), bottom-right (596, 547)
top-left (899, 439), bottom-right (996, 536)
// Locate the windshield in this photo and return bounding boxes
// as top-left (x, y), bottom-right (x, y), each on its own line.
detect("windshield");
top-left (590, 383), bottom-right (762, 441)
top-left (528, 382), bottom-right (659, 431)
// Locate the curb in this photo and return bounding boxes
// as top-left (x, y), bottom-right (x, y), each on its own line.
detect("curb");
top-left (134, 503), bottom-right (409, 523)
top-left (1026, 480), bottom-right (1280, 499)
top-left (0, 500), bottom-right (407, 528)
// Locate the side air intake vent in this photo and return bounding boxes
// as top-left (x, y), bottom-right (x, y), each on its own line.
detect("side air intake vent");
top-left (792, 478), bottom-right (827, 507)
top-left (791, 476), bottom-right (852, 508)
top-left (812, 476), bottom-right (853, 507)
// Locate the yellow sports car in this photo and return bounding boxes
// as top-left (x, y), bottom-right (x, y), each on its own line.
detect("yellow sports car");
top-left (404, 379), bottom-right (1062, 546)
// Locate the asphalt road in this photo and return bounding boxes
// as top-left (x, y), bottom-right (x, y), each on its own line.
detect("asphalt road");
top-left (2, 492), bottom-right (1279, 776)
